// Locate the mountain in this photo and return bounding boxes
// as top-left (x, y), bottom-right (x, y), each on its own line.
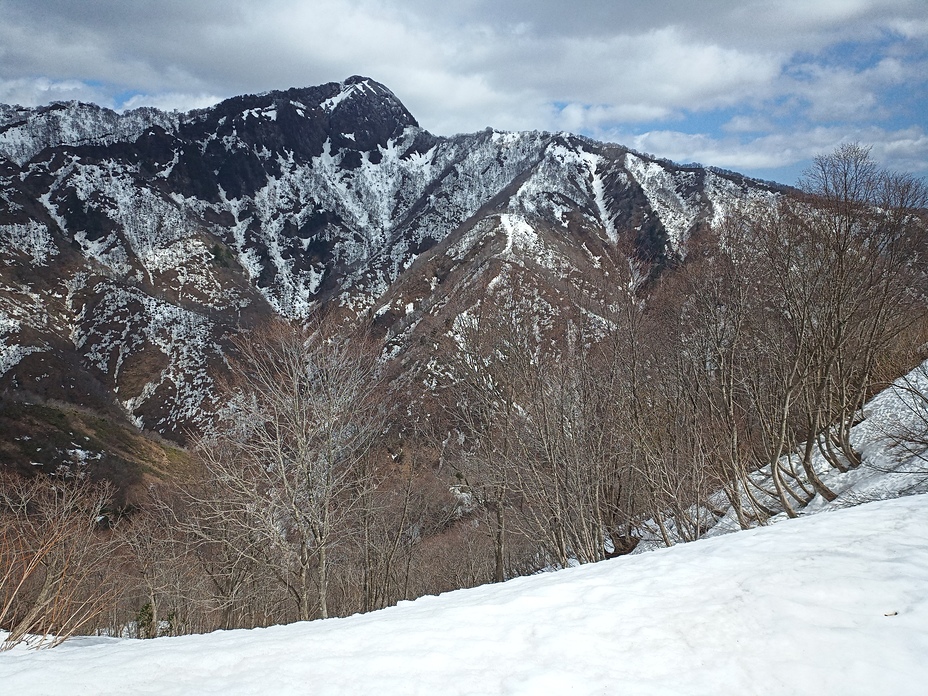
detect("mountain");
top-left (0, 76), bottom-right (783, 476)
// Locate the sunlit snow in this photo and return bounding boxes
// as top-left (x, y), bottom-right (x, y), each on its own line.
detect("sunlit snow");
top-left (2, 494), bottom-right (926, 695)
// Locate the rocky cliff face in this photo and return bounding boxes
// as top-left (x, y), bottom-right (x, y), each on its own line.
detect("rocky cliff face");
top-left (0, 76), bottom-right (781, 457)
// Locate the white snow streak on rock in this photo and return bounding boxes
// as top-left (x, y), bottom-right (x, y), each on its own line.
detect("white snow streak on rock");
top-left (578, 149), bottom-right (618, 243)
top-left (625, 152), bottom-right (699, 251)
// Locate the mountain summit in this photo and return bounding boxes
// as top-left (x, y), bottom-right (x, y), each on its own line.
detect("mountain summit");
top-left (0, 77), bottom-right (780, 469)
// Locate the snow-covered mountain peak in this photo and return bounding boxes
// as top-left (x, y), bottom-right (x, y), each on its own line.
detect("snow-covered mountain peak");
top-left (0, 77), bottom-right (782, 438)
top-left (323, 76), bottom-right (401, 111)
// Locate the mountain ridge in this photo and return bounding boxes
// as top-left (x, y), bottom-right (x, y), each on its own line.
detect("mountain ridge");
top-left (0, 76), bottom-right (783, 480)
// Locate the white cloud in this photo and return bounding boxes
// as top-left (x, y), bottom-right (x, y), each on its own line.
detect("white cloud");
top-left (610, 125), bottom-right (928, 177)
top-left (0, 78), bottom-right (111, 108)
top-left (0, 0), bottom-right (924, 179)
top-left (722, 115), bottom-right (777, 134)
top-left (118, 92), bottom-right (226, 113)
top-left (555, 103), bottom-right (673, 133)
top-left (781, 56), bottom-right (919, 123)
top-left (496, 27), bottom-right (782, 111)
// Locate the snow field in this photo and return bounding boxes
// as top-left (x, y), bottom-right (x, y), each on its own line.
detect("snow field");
top-left (2, 494), bottom-right (926, 695)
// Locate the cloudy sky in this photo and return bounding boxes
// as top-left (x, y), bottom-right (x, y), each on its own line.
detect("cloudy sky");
top-left (1, 0), bottom-right (926, 184)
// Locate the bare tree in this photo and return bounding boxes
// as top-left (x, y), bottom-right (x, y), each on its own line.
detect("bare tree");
top-left (671, 222), bottom-right (774, 528)
top-left (441, 299), bottom-right (526, 582)
top-left (194, 317), bottom-right (385, 620)
top-left (171, 475), bottom-right (278, 630)
top-left (798, 144), bottom-right (927, 470)
top-left (114, 494), bottom-right (201, 638)
top-left (441, 279), bottom-right (648, 566)
top-left (665, 144), bottom-right (928, 521)
top-left (0, 474), bottom-right (118, 650)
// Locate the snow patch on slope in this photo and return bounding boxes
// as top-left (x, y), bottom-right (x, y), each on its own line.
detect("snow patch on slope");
top-left (702, 170), bottom-right (777, 229)
top-left (577, 149), bottom-right (618, 243)
top-left (0, 311), bottom-right (39, 375)
top-left (498, 213), bottom-right (563, 271)
top-left (70, 279), bottom-right (219, 430)
top-left (625, 153), bottom-right (700, 251)
top-left (0, 221), bottom-right (57, 265)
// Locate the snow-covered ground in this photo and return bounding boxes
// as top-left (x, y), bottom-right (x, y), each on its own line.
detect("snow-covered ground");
top-left (5, 366), bottom-right (928, 695)
top-left (1, 493), bottom-right (926, 695)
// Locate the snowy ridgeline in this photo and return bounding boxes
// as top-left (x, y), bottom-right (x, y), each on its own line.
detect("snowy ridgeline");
top-left (0, 102), bottom-right (179, 166)
top-left (1, 77), bottom-right (780, 434)
top-left (1, 494), bottom-right (926, 695)
top-left (2, 365), bottom-right (928, 694)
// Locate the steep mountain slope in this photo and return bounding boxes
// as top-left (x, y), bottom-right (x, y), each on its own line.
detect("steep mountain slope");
top-left (0, 76), bottom-right (782, 456)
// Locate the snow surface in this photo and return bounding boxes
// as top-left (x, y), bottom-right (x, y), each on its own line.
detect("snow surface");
top-left (2, 493), bottom-right (926, 695)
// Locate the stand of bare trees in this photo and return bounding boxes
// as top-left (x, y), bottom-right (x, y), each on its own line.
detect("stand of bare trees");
top-left (190, 318), bottom-right (390, 620)
top-left (441, 144), bottom-right (927, 569)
